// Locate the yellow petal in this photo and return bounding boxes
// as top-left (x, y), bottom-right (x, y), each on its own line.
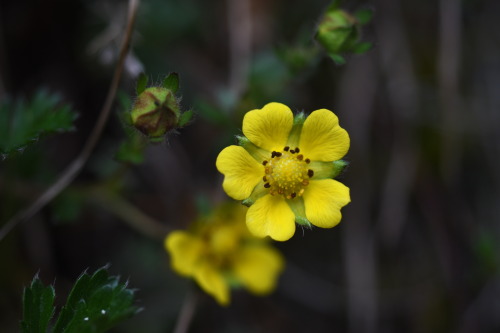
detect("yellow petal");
top-left (299, 109), bottom-right (350, 161)
top-left (233, 245), bottom-right (284, 295)
top-left (216, 145), bottom-right (264, 200)
top-left (194, 262), bottom-right (230, 306)
top-left (242, 102), bottom-right (294, 152)
top-left (303, 179), bottom-right (350, 228)
top-left (164, 231), bottom-right (205, 276)
top-left (246, 195), bottom-right (296, 241)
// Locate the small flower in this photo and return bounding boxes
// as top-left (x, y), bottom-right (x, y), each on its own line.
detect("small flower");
top-left (216, 102), bottom-right (350, 241)
top-left (164, 202), bottom-right (284, 306)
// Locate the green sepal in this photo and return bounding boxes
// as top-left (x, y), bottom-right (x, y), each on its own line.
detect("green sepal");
top-left (21, 275), bottom-right (55, 333)
top-left (115, 133), bottom-right (146, 165)
top-left (163, 72), bottom-right (180, 94)
top-left (326, 0), bottom-right (344, 11)
top-left (329, 53), bottom-right (346, 65)
top-left (178, 110), bottom-right (193, 128)
top-left (286, 198), bottom-right (312, 228)
top-left (242, 181), bottom-right (268, 207)
top-left (354, 9), bottom-right (373, 25)
top-left (331, 159), bottom-right (349, 178)
top-left (237, 135), bottom-right (268, 162)
top-left (136, 73), bottom-right (148, 95)
top-left (286, 112), bottom-right (306, 148)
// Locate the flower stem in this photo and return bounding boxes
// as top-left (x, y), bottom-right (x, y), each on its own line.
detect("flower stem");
top-left (173, 289), bottom-right (199, 333)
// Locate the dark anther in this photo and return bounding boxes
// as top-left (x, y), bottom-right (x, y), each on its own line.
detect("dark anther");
top-left (262, 160), bottom-right (268, 166)
top-left (305, 158), bottom-right (311, 164)
top-left (264, 183), bottom-right (271, 188)
top-left (263, 176), bottom-right (267, 182)
top-left (295, 147), bottom-right (300, 153)
top-left (284, 146), bottom-right (290, 151)
top-left (297, 154), bottom-right (303, 161)
top-left (271, 151), bottom-right (277, 158)
top-left (275, 152), bottom-right (282, 157)
top-left (290, 149), bottom-right (295, 154)
top-left (308, 169), bottom-right (314, 178)
top-left (291, 192), bottom-right (297, 198)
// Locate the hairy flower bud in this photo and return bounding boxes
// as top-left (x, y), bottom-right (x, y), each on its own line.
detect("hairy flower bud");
top-left (130, 87), bottom-right (180, 142)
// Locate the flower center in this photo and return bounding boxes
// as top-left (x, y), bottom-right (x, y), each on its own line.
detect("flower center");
top-left (262, 146), bottom-right (314, 199)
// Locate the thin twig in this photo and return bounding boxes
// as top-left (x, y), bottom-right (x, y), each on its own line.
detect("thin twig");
top-left (86, 187), bottom-right (171, 239)
top-left (0, 0), bottom-right (140, 242)
top-left (173, 289), bottom-right (199, 333)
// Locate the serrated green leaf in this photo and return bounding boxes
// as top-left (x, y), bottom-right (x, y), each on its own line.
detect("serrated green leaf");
top-left (355, 9), bottom-right (373, 25)
top-left (136, 73), bottom-right (148, 95)
top-left (0, 90), bottom-right (77, 156)
top-left (20, 276), bottom-right (55, 333)
top-left (162, 72), bottom-right (179, 93)
top-left (178, 110), bottom-right (193, 128)
top-left (53, 267), bottom-right (138, 333)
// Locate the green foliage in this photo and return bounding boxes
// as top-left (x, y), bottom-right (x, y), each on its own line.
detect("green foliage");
top-left (51, 190), bottom-right (84, 223)
top-left (21, 276), bottom-right (55, 333)
top-left (315, 2), bottom-right (373, 65)
top-left (0, 90), bottom-right (78, 156)
top-left (162, 72), bottom-right (179, 94)
top-left (21, 267), bottom-right (139, 333)
top-left (136, 73), bottom-right (148, 95)
top-left (115, 132), bottom-right (146, 165)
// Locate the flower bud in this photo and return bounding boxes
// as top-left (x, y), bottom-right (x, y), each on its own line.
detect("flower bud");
top-left (130, 87), bottom-right (180, 142)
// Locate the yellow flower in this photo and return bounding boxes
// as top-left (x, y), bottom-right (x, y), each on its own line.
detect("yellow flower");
top-left (164, 202), bottom-right (284, 306)
top-left (216, 102), bottom-right (350, 241)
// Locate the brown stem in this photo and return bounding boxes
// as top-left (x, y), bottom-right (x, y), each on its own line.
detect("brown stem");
top-left (0, 0), bottom-right (140, 242)
top-left (173, 289), bottom-right (199, 333)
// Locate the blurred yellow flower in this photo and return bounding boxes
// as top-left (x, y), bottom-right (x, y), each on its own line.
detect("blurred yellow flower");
top-left (164, 202), bottom-right (284, 306)
top-left (216, 102), bottom-right (350, 241)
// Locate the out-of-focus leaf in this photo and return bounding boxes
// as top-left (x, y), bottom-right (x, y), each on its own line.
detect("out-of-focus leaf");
top-left (355, 9), bottom-right (374, 25)
top-left (136, 73), bottom-right (148, 95)
top-left (352, 42), bottom-right (372, 54)
top-left (329, 53), bottom-right (346, 65)
top-left (163, 72), bottom-right (179, 94)
top-left (0, 90), bottom-right (77, 156)
top-left (51, 190), bottom-right (84, 223)
top-left (115, 132), bottom-right (145, 165)
top-left (20, 276), bottom-right (55, 333)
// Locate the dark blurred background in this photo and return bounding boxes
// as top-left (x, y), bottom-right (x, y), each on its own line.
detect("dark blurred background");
top-left (1, 0), bottom-right (500, 332)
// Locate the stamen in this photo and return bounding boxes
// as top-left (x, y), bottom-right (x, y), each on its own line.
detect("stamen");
top-left (264, 183), bottom-right (271, 188)
top-left (284, 146), bottom-right (289, 151)
top-left (294, 147), bottom-right (300, 153)
top-left (275, 151), bottom-right (282, 157)
top-left (263, 176), bottom-right (267, 182)
top-left (305, 158), bottom-right (310, 164)
top-left (291, 192), bottom-right (296, 198)
top-left (262, 160), bottom-right (268, 166)
top-left (297, 154), bottom-right (303, 161)
top-left (308, 169), bottom-right (314, 178)
top-left (271, 151), bottom-right (277, 158)
top-left (290, 149), bottom-right (295, 154)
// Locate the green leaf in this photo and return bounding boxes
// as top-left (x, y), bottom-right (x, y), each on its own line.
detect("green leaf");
top-left (0, 90), bottom-right (78, 156)
top-left (21, 275), bottom-right (55, 333)
top-left (351, 42), bottom-right (372, 54)
top-left (115, 132), bottom-right (146, 165)
top-left (162, 72), bottom-right (179, 93)
top-left (355, 9), bottom-right (373, 25)
top-left (53, 267), bottom-right (139, 333)
top-left (329, 53), bottom-right (346, 65)
top-left (136, 73), bottom-right (148, 95)
top-left (178, 109), bottom-right (193, 128)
